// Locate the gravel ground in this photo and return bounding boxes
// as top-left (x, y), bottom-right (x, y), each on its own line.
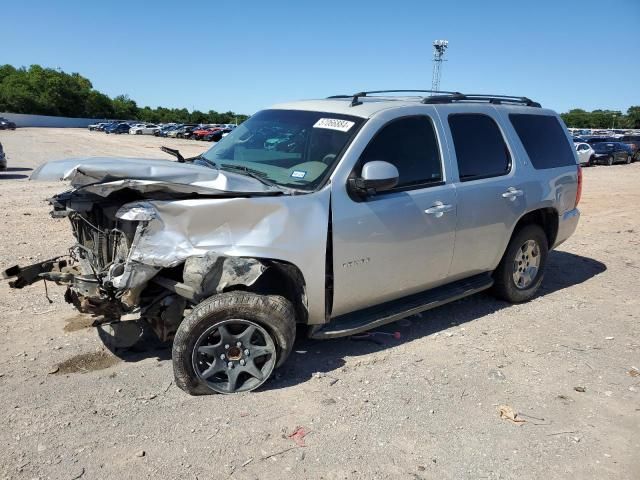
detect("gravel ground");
top-left (0, 128), bottom-right (638, 480)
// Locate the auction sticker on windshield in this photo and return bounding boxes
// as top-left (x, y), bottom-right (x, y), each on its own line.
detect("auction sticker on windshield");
top-left (313, 118), bottom-right (355, 132)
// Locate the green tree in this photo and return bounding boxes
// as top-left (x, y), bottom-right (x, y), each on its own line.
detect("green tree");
top-left (112, 94), bottom-right (138, 120)
top-left (86, 91), bottom-right (115, 118)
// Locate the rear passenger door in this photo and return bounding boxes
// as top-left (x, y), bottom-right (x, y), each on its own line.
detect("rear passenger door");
top-left (445, 111), bottom-right (527, 279)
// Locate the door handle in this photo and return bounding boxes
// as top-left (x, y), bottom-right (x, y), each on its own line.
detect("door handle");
top-left (425, 202), bottom-right (454, 218)
top-left (501, 187), bottom-right (524, 201)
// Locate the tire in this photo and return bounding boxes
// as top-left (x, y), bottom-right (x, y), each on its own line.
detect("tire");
top-left (607, 156), bottom-right (614, 166)
top-left (136, 130), bottom-right (142, 135)
top-left (491, 224), bottom-right (549, 303)
top-left (172, 291), bottom-right (296, 395)
top-left (626, 154), bottom-right (632, 164)
top-left (588, 155), bottom-right (596, 167)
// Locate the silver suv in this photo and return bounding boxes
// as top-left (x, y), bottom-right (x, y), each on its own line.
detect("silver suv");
top-left (4, 90), bottom-right (581, 394)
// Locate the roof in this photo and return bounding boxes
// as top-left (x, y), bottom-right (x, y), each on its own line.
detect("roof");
top-left (270, 97), bottom-right (411, 118)
top-left (270, 91), bottom-right (547, 119)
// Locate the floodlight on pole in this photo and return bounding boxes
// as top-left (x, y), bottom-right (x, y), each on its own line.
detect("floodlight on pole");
top-left (431, 40), bottom-right (449, 93)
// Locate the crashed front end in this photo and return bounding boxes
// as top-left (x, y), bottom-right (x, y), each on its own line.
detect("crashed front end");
top-left (3, 156), bottom-right (330, 342)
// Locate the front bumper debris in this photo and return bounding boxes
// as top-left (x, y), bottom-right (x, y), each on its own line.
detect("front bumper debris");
top-left (2, 258), bottom-right (68, 288)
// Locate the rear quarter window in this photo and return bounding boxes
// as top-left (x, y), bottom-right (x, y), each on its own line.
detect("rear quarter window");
top-left (509, 114), bottom-right (576, 169)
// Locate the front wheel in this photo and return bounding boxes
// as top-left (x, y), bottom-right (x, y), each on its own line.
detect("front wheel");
top-left (491, 224), bottom-right (548, 303)
top-left (626, 154), bottom-right (632, 164)
top-left (607, 156), bottom-right (614, 166)
top-left (172, 292), bottom-right (296, 395)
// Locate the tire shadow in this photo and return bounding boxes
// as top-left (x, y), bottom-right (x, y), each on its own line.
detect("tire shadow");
top-left (0, 174), bottom-right (29, 180)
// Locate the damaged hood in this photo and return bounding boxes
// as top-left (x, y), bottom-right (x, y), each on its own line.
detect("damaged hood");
top-left (30, 157), bottom-right (281, 196)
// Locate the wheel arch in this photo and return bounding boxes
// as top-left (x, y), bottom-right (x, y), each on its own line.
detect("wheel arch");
top-left (238, 258), bottom-right (309, 326)
top-left (511, 207), bottom-right (559, 250)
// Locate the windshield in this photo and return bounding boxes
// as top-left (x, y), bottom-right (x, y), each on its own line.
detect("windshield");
top-left (200, 109), bottom-right (364, 190)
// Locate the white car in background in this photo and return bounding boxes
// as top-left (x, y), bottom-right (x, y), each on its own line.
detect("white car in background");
top-left (575, 142), bottom-right (595, 166)
top-left (129, 124), bottom-right (160, 135)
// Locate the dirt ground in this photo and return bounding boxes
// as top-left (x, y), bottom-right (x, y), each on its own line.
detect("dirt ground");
top-left (0, 128), bottom-right (638, 480)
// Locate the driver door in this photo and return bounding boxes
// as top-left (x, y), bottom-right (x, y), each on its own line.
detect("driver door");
top-left (330, 114), bottom-right (457, 317)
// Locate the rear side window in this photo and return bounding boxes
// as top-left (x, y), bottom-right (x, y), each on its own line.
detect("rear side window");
top-left (448, 114), bottom-right (511, 181)
top-left (360, 116), bottom-right (442, 189)
top-left (509, 114), bottom-right (576, 169)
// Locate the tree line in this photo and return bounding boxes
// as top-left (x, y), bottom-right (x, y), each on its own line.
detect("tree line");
top-left (560, 107), bottom-right (640, 129)
top-left (0, 64), bottom-right (249, 124)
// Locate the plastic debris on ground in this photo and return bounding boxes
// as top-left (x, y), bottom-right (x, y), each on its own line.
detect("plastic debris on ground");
top-left (498, 405), bottom-right (526, 424)
top-left (288, 426), bottom-right (309, 447)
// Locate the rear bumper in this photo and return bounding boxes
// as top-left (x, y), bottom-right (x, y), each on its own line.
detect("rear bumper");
top-left (553, 208), bottom-right (580, 249)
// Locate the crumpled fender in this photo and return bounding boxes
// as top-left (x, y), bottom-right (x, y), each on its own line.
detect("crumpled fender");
top-left (117, 187), bottom-right (331, 324)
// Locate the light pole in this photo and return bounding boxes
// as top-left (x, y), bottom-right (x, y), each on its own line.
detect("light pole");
top-left (431, 40), bottom-right (449, 93)
top-left (612, 114), bottom-right (617, 129)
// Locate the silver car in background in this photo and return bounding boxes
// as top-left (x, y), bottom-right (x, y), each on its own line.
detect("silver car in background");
top-left (3, 90), bottom-right (581, 395)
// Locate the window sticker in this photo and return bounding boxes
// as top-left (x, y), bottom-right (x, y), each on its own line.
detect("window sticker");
top-left (313, 118), bottom-right (355, 132)
top-left (290, 170), bottom-right (307, 178)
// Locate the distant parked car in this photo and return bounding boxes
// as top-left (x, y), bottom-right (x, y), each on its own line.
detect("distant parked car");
top-left (155, 124), bottom-right (180, 137)
top-left (204, 128), bottom-right (232, 142)
top-left (0, 142), bottom-right (6, 170)
top-left (103, 122), bottom-right (124, 133)
top-left (129, 124), bottom-right (160, 135)
top-left (106, 123), bottom-right (131, 134)
top-left (591, 142), bottom-right (632, 165)
top-left (88, 122), bottom-right (109, 131)
top-left (574, 142), bottom-right (595, 166)
top-left (167, 125), bottom-right (197, 139)
top-left (193, 127), bottom-right (222, 140)
top-left (584, 136), bottom-right (616, 145)
top-left (620, 135), bottom-right (640, 162)
top-left (0, 117), bottom-right (17, 130)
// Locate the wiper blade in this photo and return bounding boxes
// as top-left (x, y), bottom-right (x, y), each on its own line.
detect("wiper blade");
top-left (161, 147), bottom-right (218, 169)
top-left (160, 146), bottom-right (184, 162)
top-left (220, 164), bottom-right (279, 188)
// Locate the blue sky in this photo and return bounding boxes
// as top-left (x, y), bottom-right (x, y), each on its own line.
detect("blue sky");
top-left (2, 0), bottom-right (638, 115)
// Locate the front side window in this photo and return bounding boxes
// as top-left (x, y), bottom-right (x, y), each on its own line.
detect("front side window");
top-left (359, 116), bottom-right (442, 189)
top-left (448, 114), bottom-right (511, 181)
top-left (201, 109), bottom-right (363, 190)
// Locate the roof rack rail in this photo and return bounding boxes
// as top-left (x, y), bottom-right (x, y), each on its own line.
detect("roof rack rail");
top-left (422, 93), bottom-right (541, 108)
top-left (327, 91), bottom-right (541, 108)
top-left (328, 90), bottom-right (461, 107)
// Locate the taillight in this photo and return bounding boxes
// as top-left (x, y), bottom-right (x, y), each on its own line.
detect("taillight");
top-left (575, 165), bottom-right (583, 208)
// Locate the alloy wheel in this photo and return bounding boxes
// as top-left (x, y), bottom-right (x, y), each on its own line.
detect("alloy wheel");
top-left (192, 319), bottom-right (276, 394)
top-left (512, 239), bottom-right (541, 290)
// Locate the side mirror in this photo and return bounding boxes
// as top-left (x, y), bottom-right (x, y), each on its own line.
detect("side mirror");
top-left (349, 160), bottom-right (399, 196)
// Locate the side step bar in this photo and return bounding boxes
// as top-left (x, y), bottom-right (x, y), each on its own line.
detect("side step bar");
top-left (310, 273), bottom-right (494, 339)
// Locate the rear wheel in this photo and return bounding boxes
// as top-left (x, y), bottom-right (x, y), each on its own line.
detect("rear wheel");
top-left (607, 155), bottom-right (614, 166)
top-left (491, 225), bottom-right (548, 303)
top-left (172, 292), bottom-right (296, 395)
top-left (626, 154), bottom-right (632, 164)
